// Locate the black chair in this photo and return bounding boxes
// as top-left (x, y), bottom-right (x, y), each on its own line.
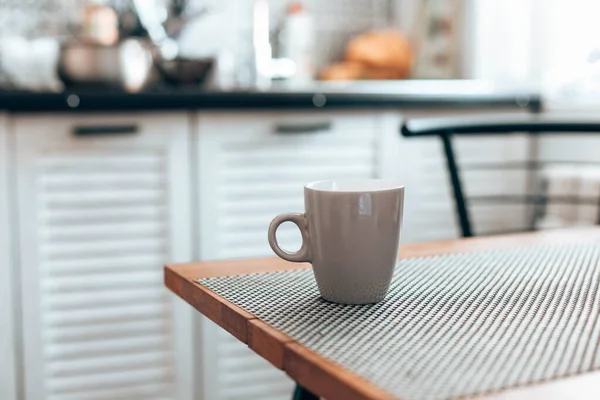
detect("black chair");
top-left (401, 114), bottom-right (600, 238)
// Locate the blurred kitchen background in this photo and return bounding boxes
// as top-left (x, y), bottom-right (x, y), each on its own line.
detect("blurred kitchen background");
top-left (1, 0), bottom-right (598, 94)
top-left (2, 1), bottom-right (600, 400)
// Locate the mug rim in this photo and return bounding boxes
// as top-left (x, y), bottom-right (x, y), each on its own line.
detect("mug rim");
top-left (305, 179), bottom-right (404, 193)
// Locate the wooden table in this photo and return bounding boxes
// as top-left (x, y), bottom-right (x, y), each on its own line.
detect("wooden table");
top-left (165, 227), bottom-right (600, 400)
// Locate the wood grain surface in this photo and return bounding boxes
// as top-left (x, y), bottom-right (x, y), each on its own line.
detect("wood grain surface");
top-left (165, 227), bottom-right (600, 400)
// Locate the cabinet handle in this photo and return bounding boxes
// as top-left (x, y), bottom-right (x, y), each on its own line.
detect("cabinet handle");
top-left (72, 125), bottom-right (138, 137)
top-left (274, 122), bottom-right (332, 134)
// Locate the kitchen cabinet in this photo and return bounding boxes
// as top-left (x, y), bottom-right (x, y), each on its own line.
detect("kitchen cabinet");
top-left (195, 111), bottom-right (380, 400)
top-left (2, 104), bottom-right (537, 400)
top-left (0, 114), bottom-right (18, 400)
top-left (13, 114), bottom-right (195, 400)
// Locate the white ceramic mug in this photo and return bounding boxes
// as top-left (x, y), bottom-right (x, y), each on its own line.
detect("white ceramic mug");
top-left (268, 180), bottom-right (404, 304)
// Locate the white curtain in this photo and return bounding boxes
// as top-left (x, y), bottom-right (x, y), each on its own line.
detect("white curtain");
top-left (469, 0), bottom-right (600, 104)
top-left (468, 0), bottom-right (533, 83)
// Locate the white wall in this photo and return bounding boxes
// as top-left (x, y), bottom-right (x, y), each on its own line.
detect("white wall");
top-left (469, 0), bottom-right (534, 83)
top-left (465, 0), bottom-right (600, 89)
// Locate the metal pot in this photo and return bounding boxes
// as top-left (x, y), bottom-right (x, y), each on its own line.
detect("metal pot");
top-left (58, 39), bottom-right (154, 92)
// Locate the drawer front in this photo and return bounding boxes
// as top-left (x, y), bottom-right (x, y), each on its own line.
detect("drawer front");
top-left (13, 113), bottom-right (188, 147)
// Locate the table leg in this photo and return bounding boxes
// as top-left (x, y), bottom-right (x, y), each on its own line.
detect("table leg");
top-left (292, 384), bottom-right (319, 400)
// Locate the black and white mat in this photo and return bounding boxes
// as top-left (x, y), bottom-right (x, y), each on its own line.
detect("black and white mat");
top-left (198, 242), bottom-right (600, 400)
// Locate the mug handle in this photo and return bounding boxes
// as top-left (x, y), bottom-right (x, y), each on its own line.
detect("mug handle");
top-left (268, 213), bottom-right (311, 263)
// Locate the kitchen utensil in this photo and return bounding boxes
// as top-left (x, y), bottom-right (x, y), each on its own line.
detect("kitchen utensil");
top-left (268, 179), bottom-right (404, 304)
top-left (132, 0), bottom-right (179, 61)
top-left (155, 57), bottom-right (214, 86)
top-left (164, 0), bottom-right (211, 39)
top-left (130, 0), bottom-right (219, 87)
top-left (58, 38), bottom-right (154, 91)
top-left (81, 1), bottom-right (119, 45)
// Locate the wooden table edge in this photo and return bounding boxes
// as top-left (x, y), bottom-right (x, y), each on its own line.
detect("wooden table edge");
top-left (165, 227), bottom-right (600, 400)
top-left (248, 319), bottom-right (296, 370)
top-left (165, 264), bottom-right (399, 398)
top-left (164, 265), bottom-right (255, 342)
top-left (285, 342), bottom-right (398, 400)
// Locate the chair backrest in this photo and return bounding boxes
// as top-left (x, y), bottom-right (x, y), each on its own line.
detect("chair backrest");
top-left (401, 114), bottom-right (600, 237)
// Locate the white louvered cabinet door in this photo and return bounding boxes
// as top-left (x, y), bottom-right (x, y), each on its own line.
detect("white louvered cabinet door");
top-left (196, 111), bottom-right (379, 400)
top-left (14, 114), bottom-right (194, 400)
top-left (0, 114), bottom-right (18, 400)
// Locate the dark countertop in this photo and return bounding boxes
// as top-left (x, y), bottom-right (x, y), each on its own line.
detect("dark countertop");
top-left (0, 80), bottom-right (542, 113)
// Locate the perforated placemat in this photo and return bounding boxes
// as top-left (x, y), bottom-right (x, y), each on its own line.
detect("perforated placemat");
top-left (198, 242), bottom-right (600, 400)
